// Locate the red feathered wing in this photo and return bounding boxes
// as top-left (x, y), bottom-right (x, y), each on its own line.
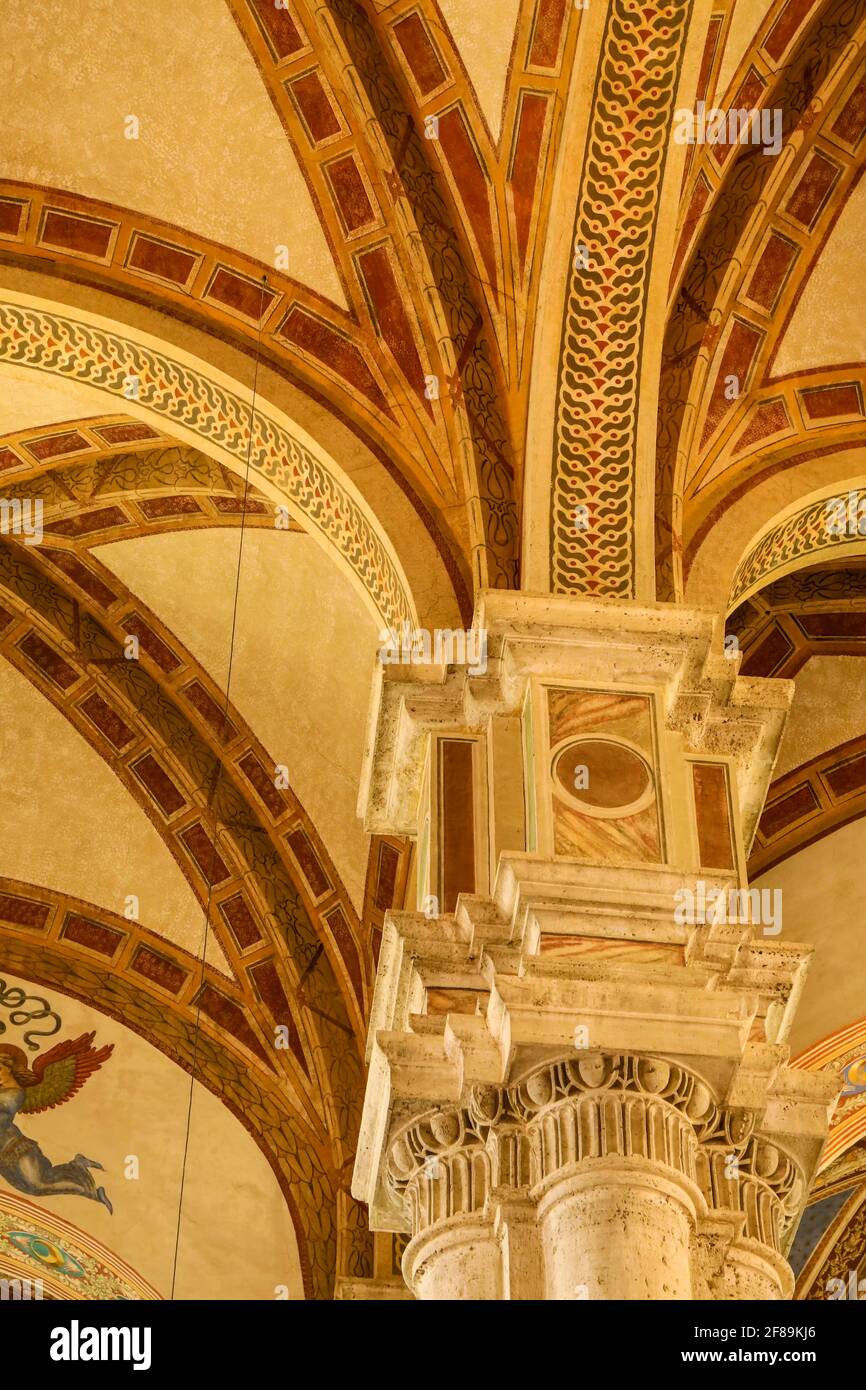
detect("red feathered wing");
top-left (19, 1032), bottom-right (114, 1114)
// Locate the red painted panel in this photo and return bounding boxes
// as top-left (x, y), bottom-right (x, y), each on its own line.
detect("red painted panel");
top-left (277, 306), bottom-right (389, 413)
top-left (392, 12), bottom-right (447, 93)
top-left (510, 93), bottom-right (547, 271)
top-left (357, 245), bottom-right (431, 411)
top-left (437, 107), bottom-right (497, 291)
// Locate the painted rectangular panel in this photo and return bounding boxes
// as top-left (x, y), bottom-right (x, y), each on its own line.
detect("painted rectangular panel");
top-left (746, 233), bottom-right (798, 311)
top-left (357, 245), bottom-right (431, 411)
top-left (286, 71), bottom-right (341, 144)
top-left (122, 614), bottom-right (181, 673)
top-left (18, 633), bottom-right (78, 690)
top-left (325, 906), bottom-right (365, 1010)
top-left (547, 688), bottom-right (661, 865)
top-left (440, 739), bottom-right (475, 913)
top-left (211, 495), bottom-right (269, 515)
top-left (219, 893), bottom-right (262, 950)
top-left (138, 495), bottom-right (202, 519)
top-left (132, 753), bottom-right (186, 816)
top-left (670, 173), bottom-right (710, 288)
top-left (25, 430), bottom-right (90, 460)
top-left (248, 0), bottom-right (306, 60)
top-left (374, 841), bottom-right (401, 911)
top-left (325, 154), bottom-right (376, 234)
top-left (760, 782), bottom-right (819, 838)
top-left (740, 622), bottom-right (794, 676)
top-left (692, 762), bottom-right (735, 870)
top-left (41, 551), bottom-right (117, 609)
top-left (78, 692), bottom-right (135, 750)
top-left (437, 107), bottom-right (497, 291)
top-left (0, 198), bottom-right (25, 237)
top-left (510, 92), bottom-right (547, 271)
top-left (825, 752), bottom-right (866, 798)
top-left (183, 679), bottom-right (238, 743)
top-left (800, 383), bottom-right (863, 420)
top-left (785, 152), bottom-right (840, 228)
top-left (194, 985), bottom-right (271, 1066)
top-left (205, 266), bottom-right (277, 323)
top-left (0, 894), bottom-right (49, 929)
top-left (764, 0), bottom-right (816, 60)
top-left (277, 305), bottom-right (389, 412)
top-left (695, 14), bottom-right (722, 102)
top-left (701, 319), bottom-right (763, 445)
top-left (126, 232), bottom-right (199, 287)
top-left (527, 0), bottom-right (568, 69)
top-left (238, 750), bottom-right (287, 819)
top-left (46, 505), bottom-right (128, 536)
top-left (832, 75), bottom-right (866, 146)
top-left (392, 13), bottom-right (448, 94)
top-left (130, 946), bottom-right (188, 994)
top-left (181, 824), bottom-right (231, 886)
top-left (249, 962), bottom-right (307, 1072)
top-left (734, 399), bottom-right (790, 452)
top-left (40, 208), bottom-right (115, 259)
top-left (712, 69), bottom-right (766, 166)
top-left (95, 422), bottom-right (159, 446)
top-left (797, 612), bottom-right (866, 639)
top-left (285, 827), bottom-right (331, 898)
top-left (61, 913), bottom-right (123, 956)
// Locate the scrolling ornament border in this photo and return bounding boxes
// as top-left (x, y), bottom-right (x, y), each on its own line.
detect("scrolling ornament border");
top-left (729, 487), bottom-right (866, 608)
top-left (550, 0), bottom-right (691, 597)
top-left (0, 302), bottom-right (413, 630)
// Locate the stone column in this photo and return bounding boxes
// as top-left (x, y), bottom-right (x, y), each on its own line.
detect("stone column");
top-left (352, 595), bottom-right (837, 1300)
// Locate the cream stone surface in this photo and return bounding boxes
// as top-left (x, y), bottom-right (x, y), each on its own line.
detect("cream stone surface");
top-left (352, 594), bottom-right (836, 1299)
top-left (98, 528), bottom-right (379, 912)
top-left (0, 659), bottom-right (227, 971)
top-left (0, 973), bottom-right (303, 1300)
top-left (0, 0), bottom-right (345, 305)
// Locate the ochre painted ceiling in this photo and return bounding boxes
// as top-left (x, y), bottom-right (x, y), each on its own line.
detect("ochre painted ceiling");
top-left (0, 0), bottom-right (864, 1299)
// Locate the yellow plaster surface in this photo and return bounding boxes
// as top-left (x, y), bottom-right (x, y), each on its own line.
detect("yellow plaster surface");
top-left (0, 0), bottom-right (345, 305)
top-left (755, 820), bottom-right (866, 1055)
top-left (0, 659), bottom-right (228, 971)
top-left (98, 528), bottom-right (378, 911)
top-left (774, 178), bottom-right (866, 379)
top-left (438, 0), bottom-right (521, 142)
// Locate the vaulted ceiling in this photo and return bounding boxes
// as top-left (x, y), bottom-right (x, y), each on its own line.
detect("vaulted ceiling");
top-left (1, 0), bottom-right (864, 1299)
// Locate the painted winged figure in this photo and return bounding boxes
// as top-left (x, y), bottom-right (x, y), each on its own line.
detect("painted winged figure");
top-left (0, 1032), bottom-right (114, 1213)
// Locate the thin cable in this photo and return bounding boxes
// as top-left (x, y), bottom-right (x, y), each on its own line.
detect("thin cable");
top-left (169, 279), bottom-right (269, 1300)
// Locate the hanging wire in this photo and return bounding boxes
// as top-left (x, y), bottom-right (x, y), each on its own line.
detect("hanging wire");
top-left (169, 278), bottom-right (270, 1300)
